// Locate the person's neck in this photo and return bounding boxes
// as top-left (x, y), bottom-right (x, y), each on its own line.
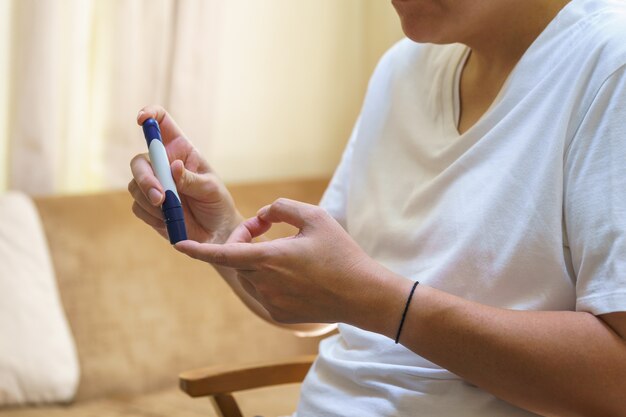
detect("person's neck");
top-left (456, 0), bottom-right (570, 134)
top-left (464, 0), bottom-right (570, 78)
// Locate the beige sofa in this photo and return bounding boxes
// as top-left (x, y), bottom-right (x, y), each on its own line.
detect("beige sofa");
top-left (1, 179), bottom-right (329, 417)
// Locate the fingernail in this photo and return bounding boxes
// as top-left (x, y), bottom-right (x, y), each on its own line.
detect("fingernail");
top-left (257, 206), bottom-right (269, 217)
top-left (148, 188), bottom-right (162, 205)
top-left (137, 110), bottom-right (145, 120)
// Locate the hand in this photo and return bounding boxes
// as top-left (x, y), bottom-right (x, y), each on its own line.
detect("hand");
top-left (174, 198), bottom-right (410, 329)
top-left (129, 105), bottom-right (242, 244)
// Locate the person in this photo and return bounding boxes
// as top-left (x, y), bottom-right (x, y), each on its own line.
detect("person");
top-left (128, 0), bottom-right (626, 415)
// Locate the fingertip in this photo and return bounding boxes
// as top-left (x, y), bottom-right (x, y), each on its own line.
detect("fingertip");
top-left (256, 205), bottom-right (271, 218)
top-left (174, 240), bottom-right (193, 252)
top-left (137, 105), bottom-right (165, 125)
top-left (137, 108), bottom-right (155, 125)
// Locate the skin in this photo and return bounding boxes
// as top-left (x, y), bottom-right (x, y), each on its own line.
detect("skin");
top-left (129, 1), bottom-right (626, 415)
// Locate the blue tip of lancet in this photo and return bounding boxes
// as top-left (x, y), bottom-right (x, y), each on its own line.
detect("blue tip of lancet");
top-left (142, 118), bottom-right (161, 146)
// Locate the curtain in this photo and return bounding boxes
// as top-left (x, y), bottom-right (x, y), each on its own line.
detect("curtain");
top-left (0, 0), bottom-right (402, 195)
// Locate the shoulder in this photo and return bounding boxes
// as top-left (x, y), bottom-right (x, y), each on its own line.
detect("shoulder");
top-left (520, 0), bottom-right (626, 126)
top-left (565, 0), bottom-right (626, 72)
top-left (567, 1), bottom-right (626, 116)
top-left (562, 4), bottom-right (626, 156)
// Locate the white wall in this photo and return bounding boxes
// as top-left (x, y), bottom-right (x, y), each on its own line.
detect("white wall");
top-left (201, 0), bottom-right (404, 184)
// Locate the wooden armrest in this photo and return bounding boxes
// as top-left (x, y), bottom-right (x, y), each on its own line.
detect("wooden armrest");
top-left (179, 354), bottom-right (316, 398)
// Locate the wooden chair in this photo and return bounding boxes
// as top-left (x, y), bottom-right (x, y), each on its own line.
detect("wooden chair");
top-left (179, 355), bottom-right (316, 417)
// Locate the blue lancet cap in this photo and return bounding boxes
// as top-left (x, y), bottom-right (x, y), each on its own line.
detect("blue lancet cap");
top-left (162, 190), bottom-right (187, 244)
top-left (142, 118), bottom-right (161, 146)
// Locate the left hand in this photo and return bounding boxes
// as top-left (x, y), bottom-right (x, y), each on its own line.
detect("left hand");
top-left (174, 198), bottom-right (406, 327)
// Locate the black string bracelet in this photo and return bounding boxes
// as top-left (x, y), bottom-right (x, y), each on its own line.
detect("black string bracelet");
top-left (394, 280), bottom-right (419, 344)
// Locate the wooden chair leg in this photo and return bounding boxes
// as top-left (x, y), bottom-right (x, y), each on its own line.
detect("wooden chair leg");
top-left (210, 393), bottom-right (244, 417)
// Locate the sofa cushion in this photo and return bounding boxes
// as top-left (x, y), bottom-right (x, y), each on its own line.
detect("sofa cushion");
top-left (0, 193), bottom-right (79, 406)
top-left (0, 384), bottom-right (300, 417)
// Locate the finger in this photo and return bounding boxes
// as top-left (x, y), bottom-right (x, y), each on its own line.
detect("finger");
top-left (226, 216), bottom-right (273, 244)
top-left (128, 180), bottom-right (163, 219)
top-left (170, 159), bottom-right (221, 199)
top-left (130, 153), bottom-right (164, 205)
top-left (174, 240), bottom-right (269, 269)
top-left (136, 105), bottom-right (186, 145)
top-left (257, 198), bottom-right (319, 230)
top-left (132, 202), bottom-right (167, 236)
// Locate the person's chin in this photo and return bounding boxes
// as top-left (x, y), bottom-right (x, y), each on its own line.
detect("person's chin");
top-left (398, 22), bottom-right (435, 44)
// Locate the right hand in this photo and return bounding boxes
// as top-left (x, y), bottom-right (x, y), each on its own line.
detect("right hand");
top-left (129, 105), bottom-right (243, 244)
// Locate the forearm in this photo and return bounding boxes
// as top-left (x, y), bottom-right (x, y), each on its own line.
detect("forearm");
top-left (358, 275), bottom-right (626, 417)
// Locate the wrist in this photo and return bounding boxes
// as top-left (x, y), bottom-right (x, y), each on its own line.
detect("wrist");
top-left (345, 261), bottom-right (415, 340)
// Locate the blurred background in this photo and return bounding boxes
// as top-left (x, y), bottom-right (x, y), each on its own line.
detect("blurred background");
top-left (0, 2), bottom-right (404, 411)
top-left (0, 0), bottom-right (403, 195)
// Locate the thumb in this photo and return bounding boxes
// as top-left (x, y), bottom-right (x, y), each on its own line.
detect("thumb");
top-left (257, 198), bottom-right (319, 230)
top-left (171, 159), bottom-right (207, 199)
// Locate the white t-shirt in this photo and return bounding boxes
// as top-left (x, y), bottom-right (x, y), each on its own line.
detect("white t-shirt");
top-left (296, 1), bottom-right (626, 416)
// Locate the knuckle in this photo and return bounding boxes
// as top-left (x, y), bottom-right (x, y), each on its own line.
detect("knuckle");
top-left (305, 206), bottom-right (326, 223)
top-left (274, 197), bottom-right (288, 205)
top-left (272, 198), bottom-right (288, 211)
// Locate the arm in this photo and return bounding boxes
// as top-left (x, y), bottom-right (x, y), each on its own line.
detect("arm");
top-left (366, 283), bottom-right (626, 417)
top-left (175, 198), bottom-right (626, 417)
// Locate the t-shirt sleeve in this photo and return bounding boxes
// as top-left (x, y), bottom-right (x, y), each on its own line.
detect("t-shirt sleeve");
top-left (319, 118), bottom-right (360, 230)
top-left (564, 65), bottom-right (626, 315)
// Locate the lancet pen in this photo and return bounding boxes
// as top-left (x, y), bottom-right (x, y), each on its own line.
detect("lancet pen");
top-left (142, 118), bottom-right (187, 244)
